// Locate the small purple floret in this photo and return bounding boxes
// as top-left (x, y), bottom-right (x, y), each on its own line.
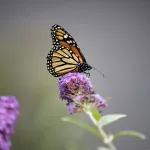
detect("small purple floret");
top-left (58, 73), bottom-right (107, 114)
top-left (0, 96), bottom-right (19, 150)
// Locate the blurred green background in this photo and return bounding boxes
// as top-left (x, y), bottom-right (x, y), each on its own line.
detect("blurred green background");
top-left (0, 0), bottom-right (150, 150)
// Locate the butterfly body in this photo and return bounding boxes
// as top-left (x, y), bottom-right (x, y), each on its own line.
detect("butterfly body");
top-left (78, 62), bottom-right (92, 73)
top-left (46, 24), bottom-right (92, 77)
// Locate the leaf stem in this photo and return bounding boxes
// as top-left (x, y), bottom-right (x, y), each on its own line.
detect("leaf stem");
top-left (85, 110), bottom-right (117, 150)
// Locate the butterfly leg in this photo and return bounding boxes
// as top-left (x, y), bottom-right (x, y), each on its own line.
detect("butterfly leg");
top-left (84, 71), bottom-right (90, 78)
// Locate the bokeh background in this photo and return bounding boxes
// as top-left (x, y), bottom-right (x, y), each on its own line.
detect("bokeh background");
top-left (0, 0), bottom-right (150, 150)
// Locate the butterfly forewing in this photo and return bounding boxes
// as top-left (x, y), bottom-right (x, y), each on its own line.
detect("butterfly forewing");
top-left (51, 24), bottom-right (86, 62)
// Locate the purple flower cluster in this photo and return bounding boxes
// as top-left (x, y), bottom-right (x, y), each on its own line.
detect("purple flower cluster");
top-left (59, 73), bottom-right (107, 114)
top-left (0, 96), bottom-right (19, 150)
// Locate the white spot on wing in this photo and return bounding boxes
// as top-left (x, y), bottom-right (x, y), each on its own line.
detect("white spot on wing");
top-left (64, 34), bottom-right (68, 38)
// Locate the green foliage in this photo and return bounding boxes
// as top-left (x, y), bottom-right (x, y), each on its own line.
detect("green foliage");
top-left (98, 114), bottom-right (127, 128)
top-left (61, 117), bottom-right (103, 139)
top-left (90, 109), bottom-right (101, 121)
top-left (61, 105), bottom-right (146, 150)
top-left (114, 130), bottom-right (146, 140)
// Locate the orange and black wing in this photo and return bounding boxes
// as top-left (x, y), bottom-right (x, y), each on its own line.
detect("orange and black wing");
top-left (51, 24), bottom-right (86, 63)
top-left (46, 45), bottom-right (82, 77)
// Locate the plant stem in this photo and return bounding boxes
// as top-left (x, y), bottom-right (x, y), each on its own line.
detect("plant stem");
top-left (85, 110), bottom-right (117, 150)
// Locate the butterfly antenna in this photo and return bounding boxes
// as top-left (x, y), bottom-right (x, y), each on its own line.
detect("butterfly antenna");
top-left (92, 66), bottom-right (105, 78)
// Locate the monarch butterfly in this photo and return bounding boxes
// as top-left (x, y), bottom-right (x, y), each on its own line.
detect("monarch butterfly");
top-left (46, 24), bottom-right (104, 77)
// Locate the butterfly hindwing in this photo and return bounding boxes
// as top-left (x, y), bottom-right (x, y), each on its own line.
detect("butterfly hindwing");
top-left (47, 45), bottom-right (79, 77)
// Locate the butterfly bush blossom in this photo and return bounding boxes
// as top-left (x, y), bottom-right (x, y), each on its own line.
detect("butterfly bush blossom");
top-left (59, 73), bottom-right (107, 114)
top-left (0, 96), bottom-right (19, 150)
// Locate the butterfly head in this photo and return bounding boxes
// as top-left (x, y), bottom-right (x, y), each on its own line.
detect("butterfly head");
top-left (78, 62), bottom-right (92, 73)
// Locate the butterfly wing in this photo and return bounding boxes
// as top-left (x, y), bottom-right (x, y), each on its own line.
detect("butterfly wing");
top-left (51, 24), bottom-right (86, 63)
top-left (47, 45), bottom-right (80, 77)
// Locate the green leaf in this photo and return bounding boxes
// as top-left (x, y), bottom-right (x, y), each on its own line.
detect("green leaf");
top-left (114, 130), bottom-right (146, 140)
top-left (98, 114), bottom-right (127, 128)
top-left (61, 117), bottom-right (103, 139)
top-left (90, 109), bottom-right (101, 121)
